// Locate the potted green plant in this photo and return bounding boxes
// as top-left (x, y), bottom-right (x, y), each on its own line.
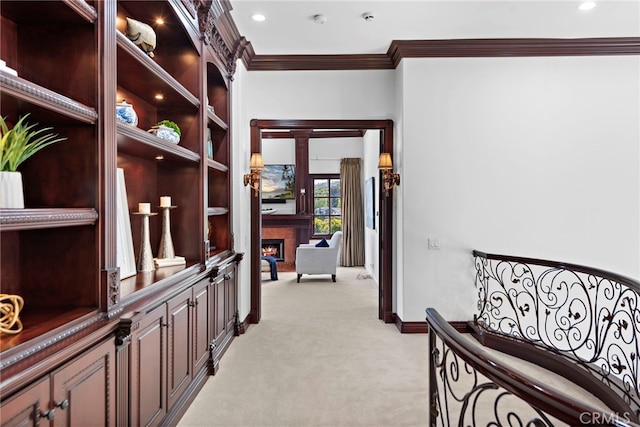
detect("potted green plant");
top-left (0, 114), bottom-right (66, 208)
top-left (148, 120), bottom-right (181, 144)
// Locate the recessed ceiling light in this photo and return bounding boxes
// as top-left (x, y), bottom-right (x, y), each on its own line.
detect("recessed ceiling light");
top-left (155, 94), bottom-right (164, 100)
top-left (362, 12), bottom-right (375, 22)
top-left (313, 14), bottom-right (327, 24)
top-left (155, 18), bottom-right (165, 25)
top-left (251, 14), bottom-right (266, 22)
top-left (578, 1), bottom-right (596, 11)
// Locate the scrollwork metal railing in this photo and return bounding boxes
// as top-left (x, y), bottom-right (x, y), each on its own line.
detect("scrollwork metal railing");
top-left (473, 250), bottom-right (640, 418)
top-left (427, 308), bottom-right (635, 427)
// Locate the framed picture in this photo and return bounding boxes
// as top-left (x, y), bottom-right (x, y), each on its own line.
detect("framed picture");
top-left (365, 176), bottom-right (375, 230)
top-left (116, 168), bottom-right (137, 279)
top-left (261, 164), bottom-right (295, 200)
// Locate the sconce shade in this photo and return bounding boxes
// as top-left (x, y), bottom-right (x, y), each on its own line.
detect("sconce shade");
top-left (250, 153), bottom-right (264, 170)
top-left (378, 153), bottom-right (393, 170)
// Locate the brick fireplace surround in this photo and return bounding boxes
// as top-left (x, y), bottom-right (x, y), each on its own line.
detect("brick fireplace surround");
top-left (262, 228), bottom-right (296, 272)
top-left (261, 214), bottom-right (313, 272)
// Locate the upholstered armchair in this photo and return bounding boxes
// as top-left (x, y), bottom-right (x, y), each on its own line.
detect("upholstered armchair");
top-left (295, 231), bottom-right (343, 283)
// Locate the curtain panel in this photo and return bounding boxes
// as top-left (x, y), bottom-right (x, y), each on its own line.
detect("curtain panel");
top-left (340, 158), bottom-right (364, 266)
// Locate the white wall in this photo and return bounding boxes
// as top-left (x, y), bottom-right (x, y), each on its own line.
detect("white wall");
top-left (234, 56), bottom-right (640, 325)
top-left (309, 137), bottom-right (362, 174)
top-left (399, 56), bottom-right (640, 321)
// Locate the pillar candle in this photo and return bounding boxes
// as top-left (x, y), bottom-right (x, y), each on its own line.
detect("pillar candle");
top-left (160, 196), bottom-right (171, 207)
top-left (138, 202), bottom-right (151, 214)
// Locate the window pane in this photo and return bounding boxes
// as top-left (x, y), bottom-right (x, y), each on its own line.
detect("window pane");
top-left (330, 217), bottom-right (342, 233)
top-left (329, 197), bottom-right (340, 215)
top-left (314, 179), bottom-right (329, 196)
top-left (314, 197), bottom-right (328, 215)
top-left (330, 180), bottom-right (341, 197)
top-left (314, 216), bottom-right (329, 234)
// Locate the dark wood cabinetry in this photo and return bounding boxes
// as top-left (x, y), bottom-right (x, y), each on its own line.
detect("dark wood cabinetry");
top-left (1, 0), bottom-right (244, 425)
top-left (1, 338), bottom-right (115, 427)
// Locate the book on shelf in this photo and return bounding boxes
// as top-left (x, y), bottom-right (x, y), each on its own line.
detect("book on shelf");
top-left (154, 256), bottom-right (186, 268)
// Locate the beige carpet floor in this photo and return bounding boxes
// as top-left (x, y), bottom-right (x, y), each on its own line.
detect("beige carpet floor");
top-left (177, 267), bottom-right (430, 427)
top-left (177, 267), bottom-right (611, 427)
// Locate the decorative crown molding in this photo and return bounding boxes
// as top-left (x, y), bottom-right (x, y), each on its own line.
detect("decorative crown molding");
top-left (238, 37), bottom-right (640, 71)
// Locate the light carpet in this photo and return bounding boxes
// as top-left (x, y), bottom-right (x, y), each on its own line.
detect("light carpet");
top-left (177, 267), bottom-right (430, 427)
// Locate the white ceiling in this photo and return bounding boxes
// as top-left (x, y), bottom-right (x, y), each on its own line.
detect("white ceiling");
top-left (229, 1), bottom-right (640, 55)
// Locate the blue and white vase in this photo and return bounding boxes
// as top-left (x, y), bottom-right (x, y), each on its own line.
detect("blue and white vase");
top-left (116, 100), bottom-right (138, 126)
top-left (148, 125), bottom-right (180, 144)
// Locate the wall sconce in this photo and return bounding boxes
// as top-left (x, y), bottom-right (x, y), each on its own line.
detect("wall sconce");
top-left (243, 153), bottom-right (264, 197)
top-left (378, 152), bottom-right (400, 197)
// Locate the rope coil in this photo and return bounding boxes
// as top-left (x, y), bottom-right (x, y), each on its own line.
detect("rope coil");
top-left (0, 294), bottom-right (24, 335)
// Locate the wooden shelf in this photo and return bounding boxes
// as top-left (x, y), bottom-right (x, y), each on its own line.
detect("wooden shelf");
top-left (0, 73), bottom-right (98, 125)
top-left (207, 207), bottom-right (229, 216)
top-left (1, 0), bottom-right (96, 24)
top-left (0, 208), bottom-right (98, 231)
top-left (0, 307), bottom-right (98, 361)
top-left (118, 261), bottom-right (201, 301)
top-left (117, 123), bottom-right (200, 163)
top-left (207, 110), bottom-right (228, 131)
top-left (62, 0), bottom-right (97, 22)
top-left (117, 32), bottom-right (199, 109)
top-left (207, 158), bottom-right (228, 172)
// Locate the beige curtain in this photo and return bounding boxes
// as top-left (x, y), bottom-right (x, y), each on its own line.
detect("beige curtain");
top-left (340, 158), bottom-right (364, 266)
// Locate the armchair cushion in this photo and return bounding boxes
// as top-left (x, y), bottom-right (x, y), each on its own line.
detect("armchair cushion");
top-left (315, 238), bottom-right (329, 247)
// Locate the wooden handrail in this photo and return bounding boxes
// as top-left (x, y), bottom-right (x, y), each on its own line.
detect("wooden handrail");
top-left (427, 308), bottom-right (637, 426)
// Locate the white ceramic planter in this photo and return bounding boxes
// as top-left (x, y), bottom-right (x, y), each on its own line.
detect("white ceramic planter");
top-left (0, 171), bottom-right (25, 208)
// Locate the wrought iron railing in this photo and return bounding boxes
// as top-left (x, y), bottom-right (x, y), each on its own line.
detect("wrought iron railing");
top-left (427, 308), bottom-right (636, 427)
top-left (473, 250), bottom-right (640, 419)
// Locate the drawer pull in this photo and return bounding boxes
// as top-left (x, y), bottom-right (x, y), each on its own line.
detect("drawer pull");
top-left (56, 399), bottom-right (70, 410)
top-left (40, 409), bottom-right (55, 420)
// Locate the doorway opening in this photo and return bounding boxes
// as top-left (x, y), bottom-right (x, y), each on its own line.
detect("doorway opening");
top-left (248, 119), bottom-right (395, 324)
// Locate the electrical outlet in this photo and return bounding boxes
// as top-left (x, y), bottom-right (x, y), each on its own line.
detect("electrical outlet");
top-left (428, 238), bottom-right (440, 250)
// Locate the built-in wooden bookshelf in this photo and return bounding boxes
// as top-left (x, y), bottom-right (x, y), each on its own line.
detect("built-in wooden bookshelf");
top-left (0, 0), bottom-right (243, 424)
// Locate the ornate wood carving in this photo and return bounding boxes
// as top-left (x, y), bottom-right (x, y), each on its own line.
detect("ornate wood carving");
top-left (0, 74), bottom-right (98, 123)
top-left (181, 0), bottom-right (198, 19)
top-left (198, 2), bottom-right (247, 76)
top-left (107, 267), bottom-right (120, 307)
top-left (0, 208), bottom-right (98, 231)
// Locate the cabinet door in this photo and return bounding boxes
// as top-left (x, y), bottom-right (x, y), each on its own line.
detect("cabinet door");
top-left (131, 305), bottom-right (166, 427)
top-left (192, 278), bottom-right (210, 374)
top-left (166, 288), bottom-right (191, 410)
top-left (0, 377), bottom-right (51, 427)
top-left (51, 338), bottom-right (115, 427)
top-left (225, 264), bottom-right (237, 333)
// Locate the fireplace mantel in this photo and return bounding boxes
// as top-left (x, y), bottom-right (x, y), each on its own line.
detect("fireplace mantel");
top-left (262, 214), bottom-right (313, 244)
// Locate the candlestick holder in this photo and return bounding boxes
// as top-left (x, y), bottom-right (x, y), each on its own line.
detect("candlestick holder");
top-left (133, 211), bottom-right (157, 272)
top-left (157, 205), bottom-right (176, 259)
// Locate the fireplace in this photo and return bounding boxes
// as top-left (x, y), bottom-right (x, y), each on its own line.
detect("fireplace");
top-left (261, 239), bottom-right (284, 262)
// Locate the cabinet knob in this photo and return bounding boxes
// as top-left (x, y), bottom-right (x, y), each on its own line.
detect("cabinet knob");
top-left (188, 301), bottom-right (197, 307)
top-left (56, 399), bottom-right (70, 410)
top-left (224, 274), bottom-right (230, 280)
top-left (162, 322), bottom-right (171, 328)
top-left (40, 409), bottom-right (55, 420)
